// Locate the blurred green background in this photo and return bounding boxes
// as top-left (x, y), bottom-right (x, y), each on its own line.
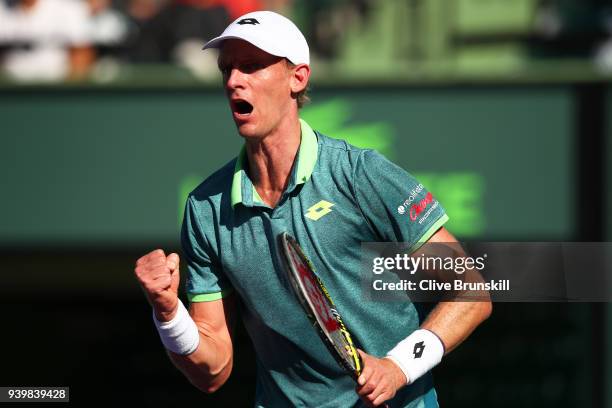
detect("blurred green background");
top-left (1, 0), bottom-right (611, 407)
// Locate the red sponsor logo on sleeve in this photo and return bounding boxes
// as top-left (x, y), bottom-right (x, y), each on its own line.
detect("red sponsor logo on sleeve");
top-left (409, 192), bottom-right (433, 221)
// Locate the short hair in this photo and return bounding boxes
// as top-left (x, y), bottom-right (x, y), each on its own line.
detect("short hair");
top-left (286, 60), bottom-right (310, 109)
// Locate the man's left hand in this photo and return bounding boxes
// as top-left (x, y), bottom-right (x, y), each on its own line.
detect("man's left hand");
top-left (355, 349), bottom-right (407, 407)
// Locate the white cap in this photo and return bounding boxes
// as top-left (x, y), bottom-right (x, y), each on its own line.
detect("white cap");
top-left (202, 11), bottom-right (309, 65)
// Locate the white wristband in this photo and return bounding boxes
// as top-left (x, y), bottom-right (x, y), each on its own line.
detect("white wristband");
top-left (153, 300), bottom-right (200, 355)
top-left (386, 329), bottom-right (445, 384)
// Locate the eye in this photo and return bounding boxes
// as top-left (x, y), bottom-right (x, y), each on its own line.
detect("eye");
top-left (242, 62), bottom-right (262, 73)
top-left (218, 61), bottom-right (231, 76)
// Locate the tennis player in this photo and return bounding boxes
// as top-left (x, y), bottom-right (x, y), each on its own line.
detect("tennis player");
top-left (134, 10), bottom-right (491, 407)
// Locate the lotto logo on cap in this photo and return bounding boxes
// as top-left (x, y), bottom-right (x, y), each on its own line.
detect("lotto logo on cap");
top-left (202, 11), bottom-right (310, 65)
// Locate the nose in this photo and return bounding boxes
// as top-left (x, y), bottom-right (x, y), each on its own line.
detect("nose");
top-left (225, 67), bottom-right (245, 91)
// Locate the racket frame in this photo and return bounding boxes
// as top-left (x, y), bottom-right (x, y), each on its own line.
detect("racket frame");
top-left (278, 232), bottom-right (362, 380)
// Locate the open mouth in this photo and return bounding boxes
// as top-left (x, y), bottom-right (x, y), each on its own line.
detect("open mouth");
top-left (232, 99), bottom-right (254, 116)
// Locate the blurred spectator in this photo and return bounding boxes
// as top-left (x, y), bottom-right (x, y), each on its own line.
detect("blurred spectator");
top-left (84, 0), bottom-right (129, 82)
top-left (533, 0), bottom-right (610, 57)
top-left (123, 0), bottom-right (229, 63)
top-left (294, 0), bottom-right (371, 61)
top-left (0, 0), bottom-right (95, 81)
top-left (122, 0), bottom-right (166, 62)
top-left (87, 0), bottom-right (129, 51)
top-left (122, 0), bottom-right (230, 78)
top-left (191, 0), bottom-right (262, 21)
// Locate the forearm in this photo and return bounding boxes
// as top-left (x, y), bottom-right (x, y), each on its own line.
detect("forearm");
top-left (417, 227), bottom-right (492, 353)
top-left (152, 296), bottom-right (236, 393)
top-left (385, 299), bottom-right (490, 386)
top-left (421, 299), bottom-right (491, 354)
top-left (168, 331), bottom-right (233, 393)
top-left (136, 250), bottom-right (236, 393)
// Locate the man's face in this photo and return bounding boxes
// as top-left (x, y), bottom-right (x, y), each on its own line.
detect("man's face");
top-left (218, 39), bottom-right (295, 139)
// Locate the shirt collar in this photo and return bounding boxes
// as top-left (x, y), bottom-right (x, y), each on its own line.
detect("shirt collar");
top-left (230, 118), bottom-right (318, 207)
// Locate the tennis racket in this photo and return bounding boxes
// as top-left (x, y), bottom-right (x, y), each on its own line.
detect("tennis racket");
top-left (278, 231), bottom-right (362, 380)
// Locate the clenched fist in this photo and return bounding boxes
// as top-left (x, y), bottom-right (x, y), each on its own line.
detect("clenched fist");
top-left (135, 249), bottom-right (181, 322)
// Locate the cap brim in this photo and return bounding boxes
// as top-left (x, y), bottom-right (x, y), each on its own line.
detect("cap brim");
top-left (202, 35), bottom-right (226, 50)
top-left (202, 35), bottom-right (268, 52)
top-left (202, 35), bottom-right (288, 62)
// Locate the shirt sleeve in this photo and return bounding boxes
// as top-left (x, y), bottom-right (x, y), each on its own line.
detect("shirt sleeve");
top-left (353, 149), bottom-right (449, 251)
top-left (181, 195), bottom-right (233, 302)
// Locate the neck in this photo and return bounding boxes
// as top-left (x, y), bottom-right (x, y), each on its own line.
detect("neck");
top-left (245, 113), bottom-right (301, 207)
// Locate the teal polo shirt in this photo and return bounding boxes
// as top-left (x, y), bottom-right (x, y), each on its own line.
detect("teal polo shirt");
top-left (181, 119), bottom-right (448, 408)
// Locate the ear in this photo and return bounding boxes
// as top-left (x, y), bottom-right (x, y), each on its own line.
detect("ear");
top-left (289, 64), bottom-right (310, 94)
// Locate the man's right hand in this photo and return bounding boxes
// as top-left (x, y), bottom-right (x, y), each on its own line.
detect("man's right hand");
top-left (135, 249), bottom-right (181, 322)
